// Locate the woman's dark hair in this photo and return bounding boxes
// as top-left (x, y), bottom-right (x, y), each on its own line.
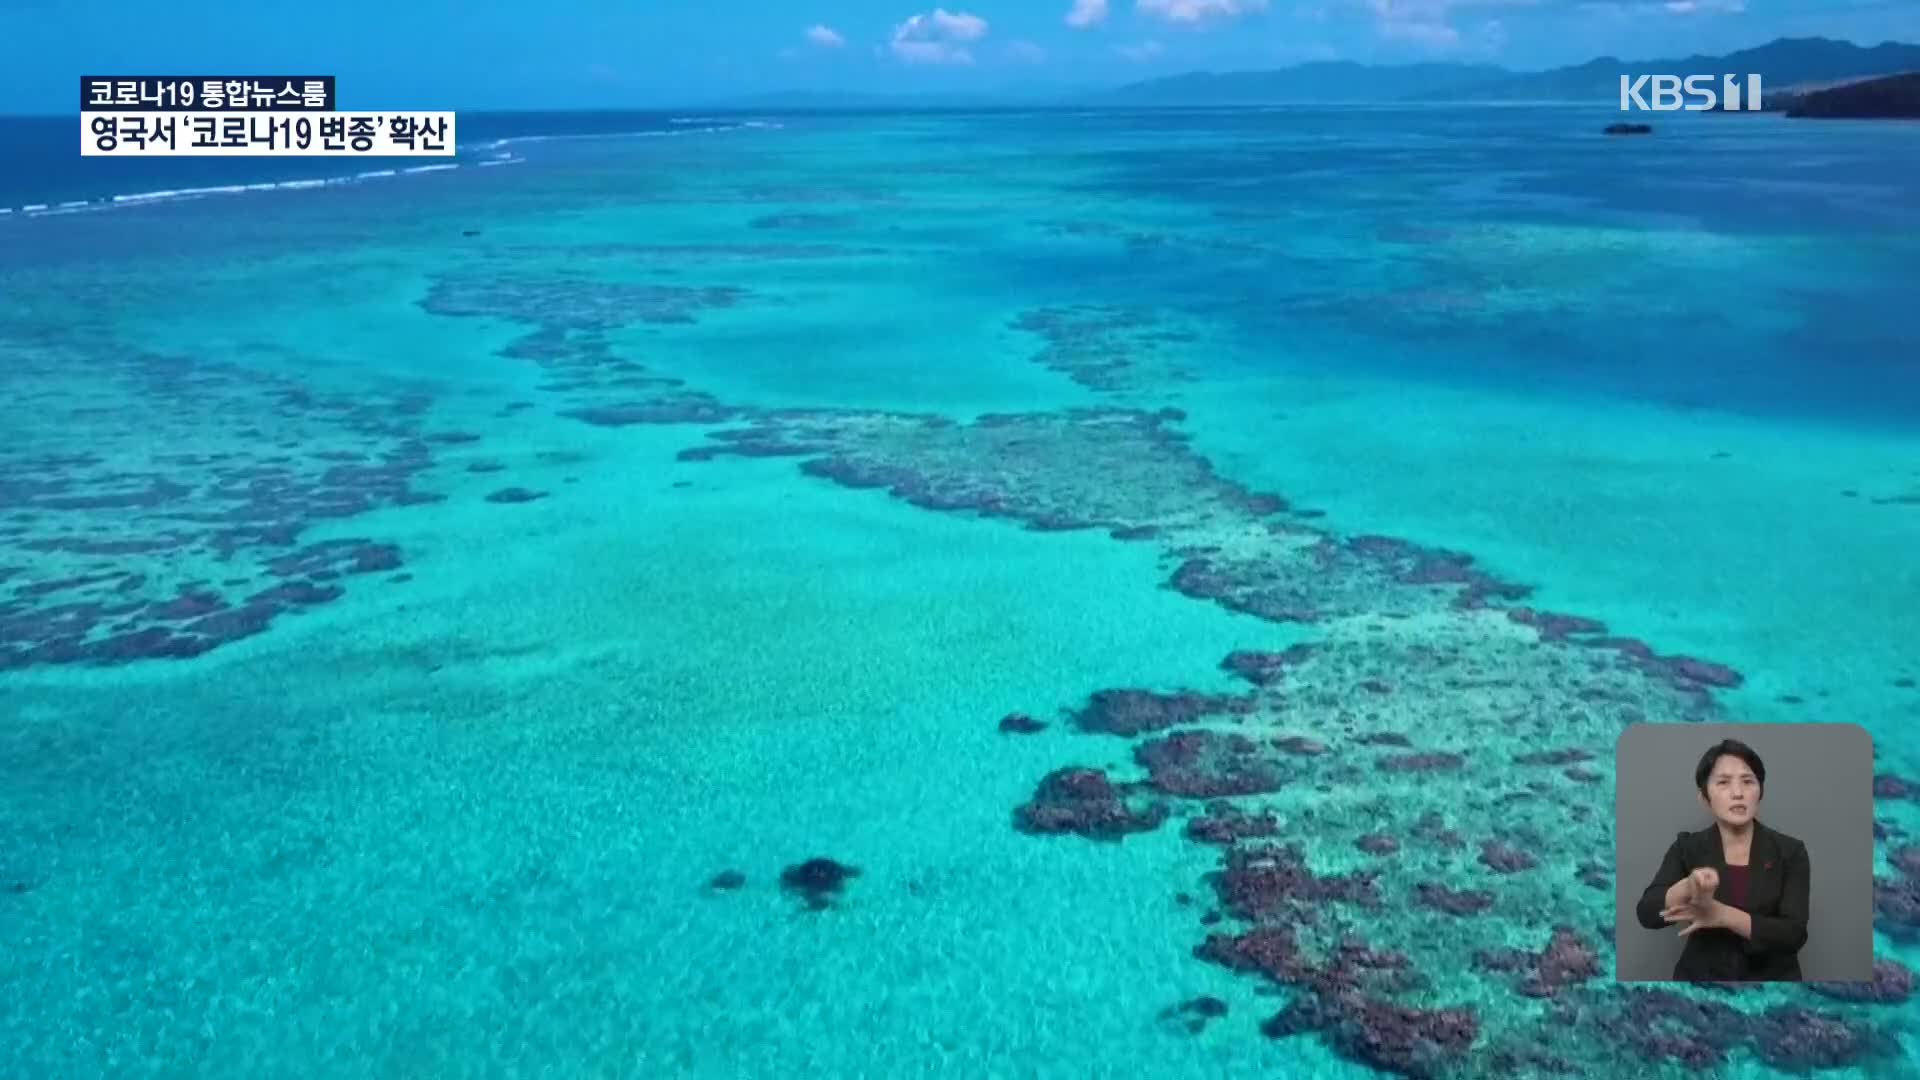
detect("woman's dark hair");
top-left (1695, 739), bottom-right (1766, 798)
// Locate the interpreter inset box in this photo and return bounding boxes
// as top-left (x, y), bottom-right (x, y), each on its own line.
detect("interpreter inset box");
top-left (1614, 722), bottom-right (1873, 983)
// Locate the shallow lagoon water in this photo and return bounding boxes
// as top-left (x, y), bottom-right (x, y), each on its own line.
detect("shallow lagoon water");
top-left (3, 106), bottom-right (1918, 1078)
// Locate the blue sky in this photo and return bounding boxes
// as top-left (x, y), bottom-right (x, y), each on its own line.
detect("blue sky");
top-left (2, 0), bottom-right (1915, 110)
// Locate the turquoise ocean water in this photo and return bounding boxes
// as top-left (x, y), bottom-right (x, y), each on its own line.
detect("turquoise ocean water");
top-left (2, 106), bottom-right (1918, 1077)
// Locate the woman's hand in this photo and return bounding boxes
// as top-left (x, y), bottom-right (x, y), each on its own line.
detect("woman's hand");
top-left (1662, 866), bottom-right (1719, 913)
top-left (1660, 868), bottom-right (1726, 935)
top-left (1688, 867), bottom-right (1719, 898)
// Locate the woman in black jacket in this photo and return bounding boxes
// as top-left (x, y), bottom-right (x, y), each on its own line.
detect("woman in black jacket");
top-left (1635, 738), bottom-right (1811, 981)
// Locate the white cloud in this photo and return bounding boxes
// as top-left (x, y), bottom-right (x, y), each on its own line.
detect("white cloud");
top-left (806, 24), bottom-right (846, 47)
top-left (1136, 0), bottom-right (1270, 23)
top-left (1381, 18), bottom-right (1461, 44)
top-left (1117, 40), bottom-right (1167, 60)
top-left (1361, 0), bottom-right (1534, 50)
top-left (889, 8), bottom-right (991, 64)
top-left (1006, 40), bottom-right (1049, 63)
top-left (1277, 41), bottom-right (1341, 60)
top-left (1067, 0), bottom-right (1110, 26)
top-left (1580, 0), bottom-right (1744, 12)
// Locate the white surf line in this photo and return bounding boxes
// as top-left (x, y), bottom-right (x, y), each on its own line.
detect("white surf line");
top-left (7, 120), bottom-right (762, 219)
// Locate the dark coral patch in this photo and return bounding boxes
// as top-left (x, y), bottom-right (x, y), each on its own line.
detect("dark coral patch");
top-left (4, 601), bottom-right (102, 641)
top-left (1479, 841), bottom-right (1539, 874)
top-left (21, 535), bottom-right (188, 556)
top-left (1582, 636), bottom-right (1745, 693)
top-left (1158, 995), bottom-right (1231, 1034)
top-left (148, 589), bottom-right (227, 620)
top-left (1752, 1005), bottom-right (1891, 1072)
top-left (1890, 845), bottom-right (1920, 878)
top-left (563, 399), bottom-right (739, 426)
top-left (1416, 882), bottom-right (1494, 916)
top-left (1009, 305), bottom-right (1179, 394)
top-left (1411, 812), bottom-right (1465, 849)
top-left (778, 857), bottom-right (859, 911)
top-left (1808, 958), bottom-right (1914, 1004)
top-left (86, 627), bottom-right (214, 663)
top-left (421, 274), bottom-right (745, 328)
top-left (997, 712), bottom-right (1046, 734)
top-left (1472, 946), bottom-right (1530, 973)
top-left (38, 478), bottom-right (193, 512)
top-left (1665, 657), bottom-right (1743, 689)
top-left (1258, 996), bottom-right (1322, 1038)
top-left (1206, 843), bottom-right (1380, 920)
top-left (1873, 773), bottom-right (1919, 800)
top-left (1514, 748), bottom-right (1593, 766)
top-left (706, 870), bottom-right (747, 891)
top-left (1377, 751), bottom-right (1464, 773)
top-left (1872, 874), bottom-right (1920, 940)
top-left (1344, 533), bottom-right (1532, 610)
top-left (749, 212), bottom-right (854, 230)
top-left (15, 571), bottom-right (125, 597)
top-left (182, 603), bottom-right (279, 641)
top-left (1505, 607), bottom-right (1608, 641)
top-left (1355, 833), bottom-right (1400, 856)
top-left (1013, 767), bottom-right (1167, 840)
top-left (1169, 557), bottom-right (1324, 623)
top-left (1136, 730), bottom-right (1290, 798)
top-left (1218, 644), bottom-right (1316, 686)
top-left (484, 487), bottom-right (548, 504)
top-left (1476, 926), bottom-right (1599, 997)
top-left (1197, 924), bottom-right (1314, 983)
top-left (1358, 732), bottom-right (1413, 748)
top-left (1316, 937), bottom-right (1422, 996)
top-left (1070, 688), bottom-right (1255, 736)
top-left (1186, 802), bottom-right (1281, 845)
top-left (1543, 988), bottom-right (1746, 1069)
top-left (1258, 991), bottom-right (1479, 1079)
top-left (264, 540), bottom-right (402, 577)
top-left (1272, 735), bottom-right (1327, 756)
top-left (246, 581), bottom-right (344, 606)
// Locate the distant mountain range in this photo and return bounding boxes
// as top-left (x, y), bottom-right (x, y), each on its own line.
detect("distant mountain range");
top-left (1430, 36), bottom-right (1920, 104)
top-left (712, 90), bottom-right (1009, 110)
top-left (714, 37), bottom-right (1920, 110)
top-left (1095, 61), bottom-right (1509, 105)
top-left (1769, 70), bottom-right (1920, 118)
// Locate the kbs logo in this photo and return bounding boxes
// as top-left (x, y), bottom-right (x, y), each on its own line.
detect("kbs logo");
top-left (1619, 74), bottom-right (1763, 111)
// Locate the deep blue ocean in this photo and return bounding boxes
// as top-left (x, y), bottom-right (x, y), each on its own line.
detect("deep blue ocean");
top-left (0, 111), bottom-right (761, 209)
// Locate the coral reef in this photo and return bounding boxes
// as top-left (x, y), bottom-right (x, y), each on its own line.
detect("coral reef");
top-left (1012, 767), bottom-right (1168, 840)
top-left (0, 348), bottom-right (431, 670)
top-left (778, 857), bottom-right (860, 911)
